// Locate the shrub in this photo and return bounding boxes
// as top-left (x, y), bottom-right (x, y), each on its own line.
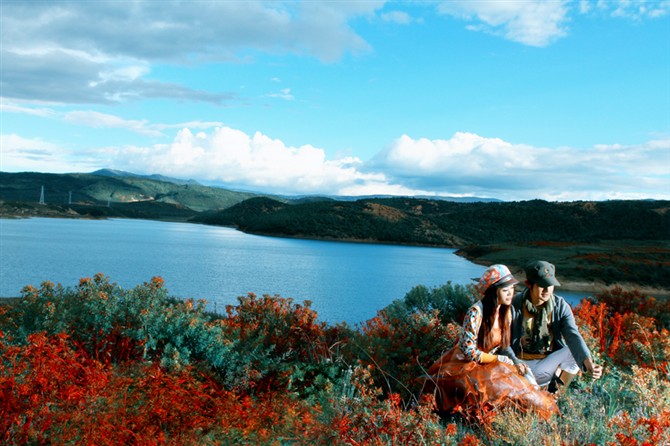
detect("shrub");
top-left (350, 282), bottom-right (472, 401)
top-left (2, 277), bottom-right (670, 444)
top-left (574, 289), bottom-right (670, 373)
top-left (383, 282), bottom-right (476, 325)
top-left (218, 292), bottom-right (351, 395)
top-left (10, 274), bottom-right (246, 386)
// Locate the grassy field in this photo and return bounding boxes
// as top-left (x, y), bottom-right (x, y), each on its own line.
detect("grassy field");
top-left (457, 239), bottom-right (670, 297)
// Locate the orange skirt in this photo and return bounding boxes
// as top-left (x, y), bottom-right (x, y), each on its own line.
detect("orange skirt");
top-left (419, 346), bottom-right (558, 419)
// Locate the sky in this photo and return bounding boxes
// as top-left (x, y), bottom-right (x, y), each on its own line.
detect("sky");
top-left (1, 0), bottom-right (669, 201)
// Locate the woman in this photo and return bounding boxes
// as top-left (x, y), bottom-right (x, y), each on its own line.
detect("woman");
top-left (421, 264), bottom-right (557, 419)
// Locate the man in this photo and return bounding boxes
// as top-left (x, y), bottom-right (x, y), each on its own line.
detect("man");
top-left (510, 260), bottom-right (603, 393)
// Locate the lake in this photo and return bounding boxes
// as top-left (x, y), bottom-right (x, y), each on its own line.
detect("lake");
top-left (0, 217), bottom-right (588, 325)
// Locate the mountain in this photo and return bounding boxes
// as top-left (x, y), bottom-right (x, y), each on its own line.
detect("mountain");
top-left (190, 196), bottom-right (670, 290)
top-left (91, 169), bottom-right (201, 186)
top-left (0, 171), bottom-right (268, 214)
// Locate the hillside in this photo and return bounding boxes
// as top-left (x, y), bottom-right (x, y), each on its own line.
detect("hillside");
top-left (0, 171), bottom-right (266, 216)
top-left (193, 196), bottom-right (670, 245)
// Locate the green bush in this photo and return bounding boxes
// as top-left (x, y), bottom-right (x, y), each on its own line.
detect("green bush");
top-left (10, 274), bottom-right (246, 388)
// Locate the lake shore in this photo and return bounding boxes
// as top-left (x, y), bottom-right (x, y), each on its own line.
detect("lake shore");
top-left (456, 240), bottom-right (670, 298)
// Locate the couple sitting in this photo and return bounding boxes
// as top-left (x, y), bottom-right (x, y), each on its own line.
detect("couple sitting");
top-left (422, 261), bottom-right (603, 418)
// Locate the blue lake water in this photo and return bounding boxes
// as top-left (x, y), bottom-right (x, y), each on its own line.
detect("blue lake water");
top-left (0, 218), bottom-right (588, 325)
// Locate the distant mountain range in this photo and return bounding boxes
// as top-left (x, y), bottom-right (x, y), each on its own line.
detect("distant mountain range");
top-left (0, 169), bottom-right (500, 212)
top-left (0, 170), bottom-right (263, 213)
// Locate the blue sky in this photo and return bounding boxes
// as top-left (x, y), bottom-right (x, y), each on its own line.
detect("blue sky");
top-left (1, 0), bottom-right (669, 201)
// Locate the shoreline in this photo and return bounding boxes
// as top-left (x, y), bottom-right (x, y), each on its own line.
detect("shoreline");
top-left (3, 214), bottom-right (668, 298)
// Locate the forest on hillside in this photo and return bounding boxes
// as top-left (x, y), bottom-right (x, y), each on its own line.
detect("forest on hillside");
top-left (192, 196), bottom-right (670, 246)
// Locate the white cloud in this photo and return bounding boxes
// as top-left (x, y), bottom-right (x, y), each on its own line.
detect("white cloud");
top-left (0, 102), bottom-right (58, 118)
top-left (267, 88), bottom-right (295, 100)
top-left (594, 0), bottom-right (670, 19)
top-left (436, 0), bottom-right (569, 46)
top-left (0, 1), bottom-right (382, 105)
top-left (372, 133), bottom-right (670, 200)
top-left (63, 111), bottom-right (163, 137)
top-left (381, 10), bottom-right (413, 25)
top-left (3, 127), bottom-right (669, 201)
top-left (0, 134), bottom-right (97, 173)
top-left (109, 127), bottom-right (390, 195)
top-left (432, 0), bottom-right (669, 46)
top-left (2, 105), bottom-right (223, 137)
top-left (1, 47), bottom-right (234, 104)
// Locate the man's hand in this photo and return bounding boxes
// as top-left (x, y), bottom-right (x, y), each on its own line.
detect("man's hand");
top-left (584, 358), bottom-right (603, 380)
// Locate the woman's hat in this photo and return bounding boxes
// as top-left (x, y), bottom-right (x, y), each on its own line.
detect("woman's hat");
top-left (477, 264), bottom-right (519, 295)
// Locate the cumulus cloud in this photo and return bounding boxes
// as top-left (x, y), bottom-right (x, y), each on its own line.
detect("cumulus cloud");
top-left (370, 132), bottom-right (670, 200)
top-left (108, 127), bottom-right (391, 196)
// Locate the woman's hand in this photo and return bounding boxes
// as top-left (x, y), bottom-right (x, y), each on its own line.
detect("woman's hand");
top-left (497, 355), bottom-right (514, 365)
top-left (516, 362), bottom-right (530, 376)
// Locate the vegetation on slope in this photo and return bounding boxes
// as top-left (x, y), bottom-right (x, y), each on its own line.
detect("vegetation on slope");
top-left (1, 275), bottom-right (668, 444)
top-left (194, 197), bottom-right (670, 245)
top-left (0, 171), bottom-right (262, 213)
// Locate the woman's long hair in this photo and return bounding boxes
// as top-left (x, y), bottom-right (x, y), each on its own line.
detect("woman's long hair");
top-left (477, 285), bottom-right (511, 352)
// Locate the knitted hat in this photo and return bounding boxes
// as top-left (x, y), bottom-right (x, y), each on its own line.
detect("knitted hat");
top-left (477, 264), bottom-right (519, 296)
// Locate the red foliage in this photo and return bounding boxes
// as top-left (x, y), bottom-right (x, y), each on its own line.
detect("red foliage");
top-left (0, 331), bottom-right (320, 444)
top-left (608, 409), bottom-right (670, 446)
top-left (573, 288), bottom-right (670, 372)
top-left (459, 433), bottom-right (483, 446)
top-left (221, 292), bottom-right (330, 363)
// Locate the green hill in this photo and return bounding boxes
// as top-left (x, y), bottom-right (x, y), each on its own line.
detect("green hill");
top-left (0, 171), bottom-right (267, 215)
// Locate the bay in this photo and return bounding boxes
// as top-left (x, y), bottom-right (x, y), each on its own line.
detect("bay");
top-left (0, 217), bottom-right (588, 325)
